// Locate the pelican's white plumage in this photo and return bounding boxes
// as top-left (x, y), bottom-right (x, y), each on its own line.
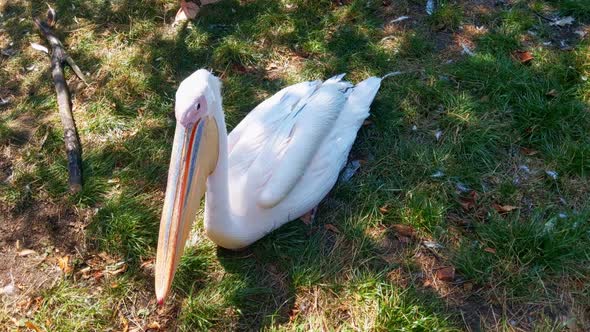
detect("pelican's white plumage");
top-left (155, 69), bottom-right (382, 303)
top-left (208, 72), bottom-right (381, 248)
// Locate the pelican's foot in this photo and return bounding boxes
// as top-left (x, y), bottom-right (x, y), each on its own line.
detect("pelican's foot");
top-left (300, 206), bottom-right (318, 225)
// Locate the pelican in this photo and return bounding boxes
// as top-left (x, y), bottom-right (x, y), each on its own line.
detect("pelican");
top-left (155, 69), bottom-right (383, 304)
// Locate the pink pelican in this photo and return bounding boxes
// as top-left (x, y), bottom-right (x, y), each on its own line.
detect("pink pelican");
top-left (155, 69), bottom-right (384, 304)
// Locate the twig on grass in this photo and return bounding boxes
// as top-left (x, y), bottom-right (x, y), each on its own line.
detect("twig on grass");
top-left (34, 6), bottom-right (85, 193)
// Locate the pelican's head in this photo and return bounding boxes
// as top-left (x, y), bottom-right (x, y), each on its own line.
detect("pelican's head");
top-left (174, 69), bottom-right (221, 128)
top-left (155, 69), bottom-right (220, 305)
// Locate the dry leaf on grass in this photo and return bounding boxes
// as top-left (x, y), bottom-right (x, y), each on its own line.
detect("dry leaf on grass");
top-left (140, 259), bottom-right (155, 269)
top-left (435, 266), bottom-right (455, 282)
top-left (492, 204), bottom-right (518, 213)
top-left (513, 50), bottom-right (533, 65)
top-left (546, 89), bottom-right (558, 98)
top-left (146, 322), bottom-right (161, 330)
top-left (521, 147), bottom-right (539, 156)
top-left (484, 247), bottom-right (497, 254)
top-left (458, 191), bottom-right (478, 210)
top-left (58, 256), bottom-right (73, 274)
top-left (288, 308), bottom-right (300, 322)
top-left (300, 207), bottom-right (317, 225)
top-left (392, 224), bottom-right (416, 238)
top-left (25, 321), bottom-right (42, 332)
top-left (324, 224), bottom-right (340, 234)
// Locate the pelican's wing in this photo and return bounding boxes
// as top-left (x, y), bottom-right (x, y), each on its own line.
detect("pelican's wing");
top-left (229, 75), bottom-right (375, 210)
top-left (276, 76), bottom-right (383, 217)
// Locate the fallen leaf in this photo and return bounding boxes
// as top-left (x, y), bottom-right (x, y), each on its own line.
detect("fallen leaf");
top-left (288, 308), bottom-right (300, 321)
top-left (463, 282), bottom-right (473, 291)
top-left (458, 191), bottom-right (478, 210)
top-left (300, 206), bottom-right (318, 225)
top-left (379, 205), bottom-right (389, 214)
top-left (58, 256), bottom-right (73, 274)
top-left (18, 249), bottom-right (37, 257)
top-left (17, 297), bottom-right (32, 311)
top-left (140, 259), bottom-right (155, 269)
top-left (435, 266), bottom-right (455, 282)
top-left (392, 224), bottom-right (416, 238)
top-left (121, 318), bottom-right (129, 332)
top-left (546, 89), bottom-right (558, 98)
top-left (550, 16), bottom-right (575, 27)
top-left (174, 0), bottom-right (200, 24)
top-left (492, 204), bottom-right (517, 213)
top-left (25, 321), bottom-right (42, 332)
top-left (30, 42), bottom-right (49, 54)
top-left (106, 261), bottom-right (127, 276)
top-left (324, 224), bottom-right (340, 234)
top-left (484, 247), bottom-right (497, 254)
top-left (513, 50), bottom-right (533, 65)
top-left (93, 271), bottom-right (104, 281)
top-left (423, 279), bottom-right (432, 287)
top-left (146, 322), bottom-right (161, 330)
top-left (521, 147), bottom-right (539, 156)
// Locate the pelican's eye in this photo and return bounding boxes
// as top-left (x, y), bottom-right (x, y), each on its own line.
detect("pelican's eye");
top-left (196, 103), bottom-right (201, 110)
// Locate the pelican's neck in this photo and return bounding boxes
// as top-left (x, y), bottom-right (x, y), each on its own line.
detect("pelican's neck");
top-left (203, 90), bottom-right (235, 242)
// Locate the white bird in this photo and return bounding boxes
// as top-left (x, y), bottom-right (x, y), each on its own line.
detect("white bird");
top-left (155, 69), bottom-right (383, 304)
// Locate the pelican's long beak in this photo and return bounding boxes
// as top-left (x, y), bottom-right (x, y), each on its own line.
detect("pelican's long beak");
top-left (155, 116), bottom-right (219, 305)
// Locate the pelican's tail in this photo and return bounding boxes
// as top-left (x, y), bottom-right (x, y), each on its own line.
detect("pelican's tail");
top-left (344, 76), bottom-right (381, 121)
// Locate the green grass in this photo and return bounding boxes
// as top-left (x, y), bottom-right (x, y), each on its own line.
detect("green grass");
top-left (1, 0), bottom-right (589, 330)
top-left (455, 210), bottom-right (590, 297)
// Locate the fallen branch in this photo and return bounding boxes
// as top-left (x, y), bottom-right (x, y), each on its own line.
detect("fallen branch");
top-left (34, 7), bottom-right (85, 193)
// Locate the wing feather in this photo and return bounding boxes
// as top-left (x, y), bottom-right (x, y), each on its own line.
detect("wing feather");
top-left (257, 84), bottom-right (346, 208)
top-left (227, 75), bottom-right (381, 213)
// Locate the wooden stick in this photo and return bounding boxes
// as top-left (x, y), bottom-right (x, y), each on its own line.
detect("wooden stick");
top-left (34, 9), bottom-right (84, 193)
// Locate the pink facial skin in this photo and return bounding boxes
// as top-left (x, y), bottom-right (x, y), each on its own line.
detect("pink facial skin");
top-left (177, 95), bottom-right (207, 128)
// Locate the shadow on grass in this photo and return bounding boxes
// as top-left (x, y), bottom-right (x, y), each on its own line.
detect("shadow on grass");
top-left (2, 0), bottom-right (590, 330)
